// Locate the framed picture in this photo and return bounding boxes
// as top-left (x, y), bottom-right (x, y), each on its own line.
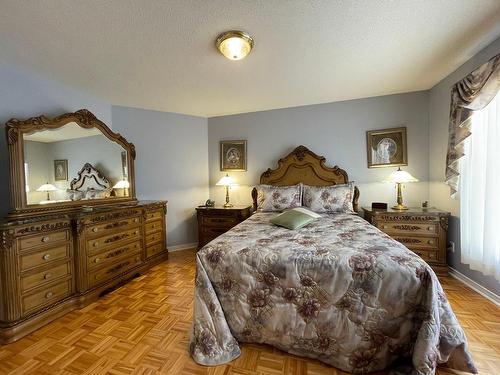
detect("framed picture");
top-left (220, 140), bottom-right (247, 171)
top-left (121, 151), bottom-right (128, 179)
top-left (54, 159), bottom-right (68, 181)
top-left (366, 127), bottom-right (407, 168)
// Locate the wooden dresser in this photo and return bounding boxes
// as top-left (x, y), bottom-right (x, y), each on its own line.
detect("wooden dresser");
top-left (363, 207), bottom-right (449, 274)
top-left (0, 201), bottom-right (167, 344)
top-left (196, 205), bottom-right (252, 248)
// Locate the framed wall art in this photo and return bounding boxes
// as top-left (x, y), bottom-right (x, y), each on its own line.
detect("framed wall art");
top-left (366, 127), bottom-right (407, 168)
top-left (220, 140), bottom-right (247, 171)
top-left (54, 159), bottom-right (68, 181)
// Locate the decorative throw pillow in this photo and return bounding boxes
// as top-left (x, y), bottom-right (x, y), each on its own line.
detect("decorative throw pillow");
top-left (270, 207), bottom-right (321, 230)
top-left (256, 184), bottom-right (302, 212)
top-left (303, 183), bottom-right (355, 213)
top-left (66, 189), bottom-right (85, 201)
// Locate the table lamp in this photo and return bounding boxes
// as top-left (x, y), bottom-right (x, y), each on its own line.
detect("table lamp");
top-left (216, 174), bottom-right (237, 208)
top-left (36, 182), bottom-right (58, 201)
top-left (386, 167), bottom-right (418, 210)
top-left (113, 179), bottom-right (130, 196)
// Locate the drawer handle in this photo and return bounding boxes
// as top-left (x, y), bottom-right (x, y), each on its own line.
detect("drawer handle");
top-left (152, 224), bottom-right (156, 228)
top-left (42, 254), bottom-right (51, 261)
top-left (92, 227), bottom-right (98, 233)
top-left (95, 258), bottom-right (100, 263)
top-left (93, 242), bottom-right (98, 247)
top-left (381, 225), bottom-right (387, 229)
top-left (45, 291), bottom-right (53, 299)
top-left (134, 218), bottom-right (139, 223)
top-left (428, 240), bottom-right (434, 244)
top-left (427, 226), bottom-right (433, 231)
top-left (44, 273), bottom-right (51, 280)
top-left (42, 236), bottom-right (50, 243)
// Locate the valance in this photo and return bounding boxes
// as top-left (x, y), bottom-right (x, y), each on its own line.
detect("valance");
top-left (445, 53), bottom-right (500, 196)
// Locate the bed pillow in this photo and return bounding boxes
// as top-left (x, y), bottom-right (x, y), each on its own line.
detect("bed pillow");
top-left (303, 183), bottom-right (355, 213)
top-left (270, 207), bottom-right (321, 230)
top-left (256, 184), bottom-right (302, 212)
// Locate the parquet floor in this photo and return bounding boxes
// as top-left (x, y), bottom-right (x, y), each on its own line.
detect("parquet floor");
top-left (0, 249), bottom-right (498, 375)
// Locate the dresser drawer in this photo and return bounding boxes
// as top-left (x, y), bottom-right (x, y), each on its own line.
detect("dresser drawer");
top-left (202, 226), bottom-right (229, 238)
top-left (146, 242), bottom-right (165, 258)
top-left (393, 235), bottom-right (438, 250)
top-left (21, 262), bottom-right (71, 293)
top-left (87, 227), bottom-right (141, 255)
top-left (19, 230), bottom-right (69, 251)
top-left (378, 222), bottom-right (438, 235)
top-left (89, 254), bottom-right (142, 288)
top-left (86, 216), bottom-right (141, 237)
top-left (202, 216), bottom-right (238, 227)
top-left (145, 209), bottom-right (163, 222)
top-left (22, 279), bottom-right (71, 314)
top-left (20, 244), bottom-right (70, 271)
top-left (412, 249), bottom-right (438, 263)
top-left (145, 220), bottom-right (163, 235)
top-left (145, 232), bottom-right (162, 246)
top-left (87, 241), bottom-right (142, 271)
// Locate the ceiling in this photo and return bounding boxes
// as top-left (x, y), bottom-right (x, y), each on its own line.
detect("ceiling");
top-left (1, 1), bottom-right (499, 117)
top-left (24, 123), bottom-right (102, 142)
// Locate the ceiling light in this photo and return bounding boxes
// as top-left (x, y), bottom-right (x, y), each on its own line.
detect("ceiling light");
top-left (216, 30), bottom-right (254, 61)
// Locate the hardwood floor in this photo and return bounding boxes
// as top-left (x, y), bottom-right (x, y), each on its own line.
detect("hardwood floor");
top-left (0, 249), bottom-right (498, 374)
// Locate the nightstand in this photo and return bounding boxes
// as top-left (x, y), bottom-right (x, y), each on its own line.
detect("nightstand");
top-left (196, 205), bottom-right (252, 248)
top-left (363, 207), bottom-right (449, 275)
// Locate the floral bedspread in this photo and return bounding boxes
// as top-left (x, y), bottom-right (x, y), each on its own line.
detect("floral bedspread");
top-left (189, 212), bottom-right (476, 374)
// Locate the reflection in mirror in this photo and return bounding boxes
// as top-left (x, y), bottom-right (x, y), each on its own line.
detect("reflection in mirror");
top-left (23, 122), bottom-right (129, 205)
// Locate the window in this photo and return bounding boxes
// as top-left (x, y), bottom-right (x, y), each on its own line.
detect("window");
top-left (459, 91), bottom-right (500, 280)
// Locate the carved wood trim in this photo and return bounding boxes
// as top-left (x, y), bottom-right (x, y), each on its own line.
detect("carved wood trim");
top-left (252, 146), bottom-right (359, 211)
top-left (70, 163), bottom-right (111, 191)
top-left (5, 109), bottom-right (137, 219)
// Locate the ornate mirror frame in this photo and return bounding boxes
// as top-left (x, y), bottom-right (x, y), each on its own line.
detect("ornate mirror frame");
top-left (5, 109), bottom-right (137, 218)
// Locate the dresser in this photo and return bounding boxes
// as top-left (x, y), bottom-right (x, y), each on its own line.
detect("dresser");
top-left (196, 205), bottom-right (252, 248)
top-left (0, 109), bottom-right (168, 344)
top-left (363, 207), bottom-right (449, 274)
top-left (0, 201), bottom-right (167, 344)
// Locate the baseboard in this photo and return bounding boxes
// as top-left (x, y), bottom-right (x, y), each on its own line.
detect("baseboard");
top-left (168, 242), bottom-right (198, 252)
top-left (448, 267), bottom-right (500, 306)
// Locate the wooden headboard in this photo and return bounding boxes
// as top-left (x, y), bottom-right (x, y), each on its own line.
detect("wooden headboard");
top-left (251, 145), bottom-right (360, 211)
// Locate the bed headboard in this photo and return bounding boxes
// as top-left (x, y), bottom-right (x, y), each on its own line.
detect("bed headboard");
top-left (251, 145), bottom-right (360, 211)
top-left (70, 163), bottom-right (111, 191)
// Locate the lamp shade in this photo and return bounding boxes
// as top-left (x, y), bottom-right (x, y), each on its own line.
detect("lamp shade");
top-left (216, 174), bottom-right (237, 186)
top-left (113, 180), bottom-right (130, 189)
top-left (36, 183), bottom-right (58, 192)
top-left (386, 168), bottom-right (418, 184)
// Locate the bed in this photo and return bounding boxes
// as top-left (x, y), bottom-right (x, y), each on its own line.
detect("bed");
top-left (189, 146), bottom-right (476, 374)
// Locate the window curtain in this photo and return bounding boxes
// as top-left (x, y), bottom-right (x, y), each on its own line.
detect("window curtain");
top-left (445, 53), bottom-right (500, 196)
top-left (459, 92), bottom-right (500, 280)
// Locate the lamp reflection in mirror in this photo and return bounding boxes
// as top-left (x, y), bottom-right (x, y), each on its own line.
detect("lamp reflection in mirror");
top-left (216, 174), bottom-right (237, 208)
top-left (113, 179), bottom-right (130, 197)
top-left (36, 182), bottom-right (58, 201)
top-left (385, 167), bottom-right (418, 210)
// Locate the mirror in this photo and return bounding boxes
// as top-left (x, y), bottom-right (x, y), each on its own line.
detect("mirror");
top-left (23, 122), bottom-right (129, 205)
top-left (6, 109), bottom-right (136, 217)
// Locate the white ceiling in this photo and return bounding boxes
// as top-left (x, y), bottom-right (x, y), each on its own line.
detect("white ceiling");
top-left (1, 1), bottom-right (499, 117)
top-left (24, 123), bottom-right (101, 142)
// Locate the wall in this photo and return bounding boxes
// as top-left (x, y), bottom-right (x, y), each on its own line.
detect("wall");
top-left (207, 91), bottom-right (430, 210)
top-left (112, 106), bottom-right (209, 247)
top-left (0, 63), bottom-right (112, 216)
top-left (429, 37), bottom-right (500, 295)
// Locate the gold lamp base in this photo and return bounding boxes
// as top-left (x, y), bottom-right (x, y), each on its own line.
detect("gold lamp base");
top-left (392, 204), bottom-right (409, 210)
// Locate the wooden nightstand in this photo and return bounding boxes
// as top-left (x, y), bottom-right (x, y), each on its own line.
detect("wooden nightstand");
top-left (196, 205), bottom-right (252, 249)
top-left (363, 207), bottom-right (449, 275)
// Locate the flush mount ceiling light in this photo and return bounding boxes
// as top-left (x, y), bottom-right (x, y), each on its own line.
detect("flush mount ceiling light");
top-left (216, 30), bottom-right (254, 61)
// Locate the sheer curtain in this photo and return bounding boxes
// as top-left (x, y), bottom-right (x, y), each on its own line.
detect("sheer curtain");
top-left (460, 91), bottom-right (500, 280)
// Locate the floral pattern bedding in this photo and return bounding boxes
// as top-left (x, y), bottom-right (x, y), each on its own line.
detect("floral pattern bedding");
top-left (189, 212), bottom-right (476, 374)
